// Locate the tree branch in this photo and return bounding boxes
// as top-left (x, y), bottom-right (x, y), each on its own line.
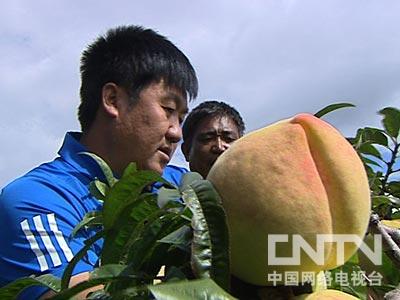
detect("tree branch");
top-left (368, 213), bottom-right (400, 269)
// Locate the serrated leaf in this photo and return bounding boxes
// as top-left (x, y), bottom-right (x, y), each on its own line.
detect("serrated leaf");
top-left (379, 107), bottom-right (400, 139)
top-left (157, 187), bottom-right (182, 208)
top-left (350, 128), bottom-right (364, 149)
top-left (183, 180), bottom-right (230, 291)
top-left (89, 180), bottom-right (109, 200)
top-left (70, 211), bottom-right (103, 240)
top-left (123, 206), bottom-right (188, 269)
top-left (0, 274), bottom-right (61, 299)
top-left (158, 225), bottom-right (192, 249)
top-left (179, 172), bottom-right (203, 192)
top-left (372, 196), bottom-right (393, 207)
top-left (379, 251), bottom-right (400, 286)
top-left (362, 127), bottom-right (388, 146)
top-left (148, 278), bottom-right (237, 300)
top-left (328, 261), bottom-right (368, 300)
top-left (51, 265), bottom-right (140, 300)
top-left (388, 181), bottom-right (400, 198)
top-left (105, 208), bottom-right (189, 292)
top-left (80, 152), bottom-right (118, 187)
top-left (102, 163), bottom-right (163, 230)
top-left (358, 143), bottom-right (382, 159)
top-left (314, 102), bottom-right (355, 118)
top-left (392, 210), bottom-right (400, 219)
top-left (101, 193), bottom-right (159, 265)
top-left (61, 230), bottom-right (105, 289)
top-left (164, 266), bottom-right (188, 282)
top-left (361, 157), bottom-right (383, 169)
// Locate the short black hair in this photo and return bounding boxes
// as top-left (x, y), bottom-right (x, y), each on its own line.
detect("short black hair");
top-left (78, 25), bottom-right (198, 131)
top-left (182, 100), bottom-right (245, 149)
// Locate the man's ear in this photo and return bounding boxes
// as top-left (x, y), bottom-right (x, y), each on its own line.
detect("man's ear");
top-left (101, 82), bottom-right (120, 118)
top-left (181, 142), bottom-right (190, 162)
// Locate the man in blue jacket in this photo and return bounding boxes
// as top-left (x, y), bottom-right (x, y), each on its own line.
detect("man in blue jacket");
top-left (0, 25), bottom-right (198, 299)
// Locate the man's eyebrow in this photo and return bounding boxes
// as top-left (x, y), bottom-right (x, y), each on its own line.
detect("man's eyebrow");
top-left (199, 129), bottom-right (238, 135)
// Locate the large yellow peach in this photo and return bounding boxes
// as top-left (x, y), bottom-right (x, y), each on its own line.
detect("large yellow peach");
top-left (207, 113), bottom-right (371, 285)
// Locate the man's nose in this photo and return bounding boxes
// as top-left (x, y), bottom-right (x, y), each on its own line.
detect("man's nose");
top-left (166, 119), bottom-right (183, 144)
top-left (211, 137), bottom-right (229, 154)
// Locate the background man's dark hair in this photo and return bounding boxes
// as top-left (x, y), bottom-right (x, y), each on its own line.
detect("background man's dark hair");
top-left (78, 25), bottom-right (198, 131)
top-left (182, 100), bottom-right (245, 150)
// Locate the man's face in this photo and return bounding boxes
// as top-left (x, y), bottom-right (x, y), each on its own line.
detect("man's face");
top-left (183, 115), bottom-right (240, 178)
top-left (113, 81), bottom-right (187, 174)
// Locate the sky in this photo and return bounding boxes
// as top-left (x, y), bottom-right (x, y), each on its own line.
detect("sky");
top-left (1, 0), bottom-right (400, 187)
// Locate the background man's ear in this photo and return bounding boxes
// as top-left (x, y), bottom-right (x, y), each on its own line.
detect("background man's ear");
top-left (181, 142), bottom-right (190, 162)
top-left (101, 82), bottom-right (120, 118)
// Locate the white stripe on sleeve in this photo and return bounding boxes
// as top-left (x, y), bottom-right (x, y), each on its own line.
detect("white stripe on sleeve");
top-left (47, 213), bottom-right (74, 262)
top-left (33, 215), bottom-right (62, 267)
top-left (20, 219), bottom-right (49, 272)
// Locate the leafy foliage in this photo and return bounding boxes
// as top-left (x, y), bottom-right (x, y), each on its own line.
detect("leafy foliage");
top-left (328, 106), bottom-right (400, 299)
top-left (148, 278), bottom-right (236, 300)
top-left (0, 157), bottom-right (231, 299)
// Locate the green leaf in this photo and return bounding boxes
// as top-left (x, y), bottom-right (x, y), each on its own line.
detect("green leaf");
top-left (123, 206), bottom-right (188, 270)
top-left (0, 274), bottom-right (61, 299)
top-left (328, 261), bottom-right (368, 300)
top-left (101, 193), bottom-right (159, 265)
top-left (392, 210), bottom-right (400, 219)
top-left (380, 251), bottom-right (400, 285)
top-left (105, 207), bottom-right (189, 292)
top-left (158, 225), bottom-right (192, 249)
top-left (102, 163), bottom-right (163, 230)
top-left (164, 266), bottom-right (188, 282)
top-left (157, 187), bottom-right (182, 208)
top-left (61, 230), bottom-right (105, 289)
top-left (148, 278), bottom-right (237, 300)
top-left (314, 102), bottom-right (355, 118)
top-left (81, 152), bottom-right (118, 187)
top-left (89, 180), bottom-right (109, 200)
top-left (379, 107), bottom-right (400, 139)
top-left (362, 127), bottom-right (388, 146)
top-left (70, 211), bottom-right (103, 240)
top-left (372, 196), bottom-right (393, 208)
top-left (179, 172), bottom-right (203, 192)
top-left (349, 128), bottom-right (364, 149)
top-left (358, 143), bottom-right (383, 159)
top-left (183, 180), bottom-right (230, 291)
top-left (361, 156), bottom-right (382, 169)
top-left (51, 265), bottom-right (141, 300)
top-left (103, 286), bottom-right (147, 299)
top-left (388, 181), bottom-right (400, 198)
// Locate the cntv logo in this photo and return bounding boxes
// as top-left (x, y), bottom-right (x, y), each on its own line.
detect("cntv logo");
top-left (268, 234), bottom-right (382, 266)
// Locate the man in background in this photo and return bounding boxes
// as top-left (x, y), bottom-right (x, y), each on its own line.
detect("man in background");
top-left (163, 100), bottom-right (245, 185)
top-left (181, 100), bottom-right (245, 178)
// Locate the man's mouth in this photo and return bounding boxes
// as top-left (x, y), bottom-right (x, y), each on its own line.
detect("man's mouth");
top-left (158, 146), bottom-right (172, 161)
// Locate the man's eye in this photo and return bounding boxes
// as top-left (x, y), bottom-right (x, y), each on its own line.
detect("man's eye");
top-left (199, 136), bottom-right (213, 143)
top-left (163, 106), bottom-right (175, 114)
top-left (225, 137), bottom-right (237, 143)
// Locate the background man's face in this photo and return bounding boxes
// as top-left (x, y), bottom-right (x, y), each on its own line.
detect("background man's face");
top-left (184, 114), bottom-right (240, 178)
